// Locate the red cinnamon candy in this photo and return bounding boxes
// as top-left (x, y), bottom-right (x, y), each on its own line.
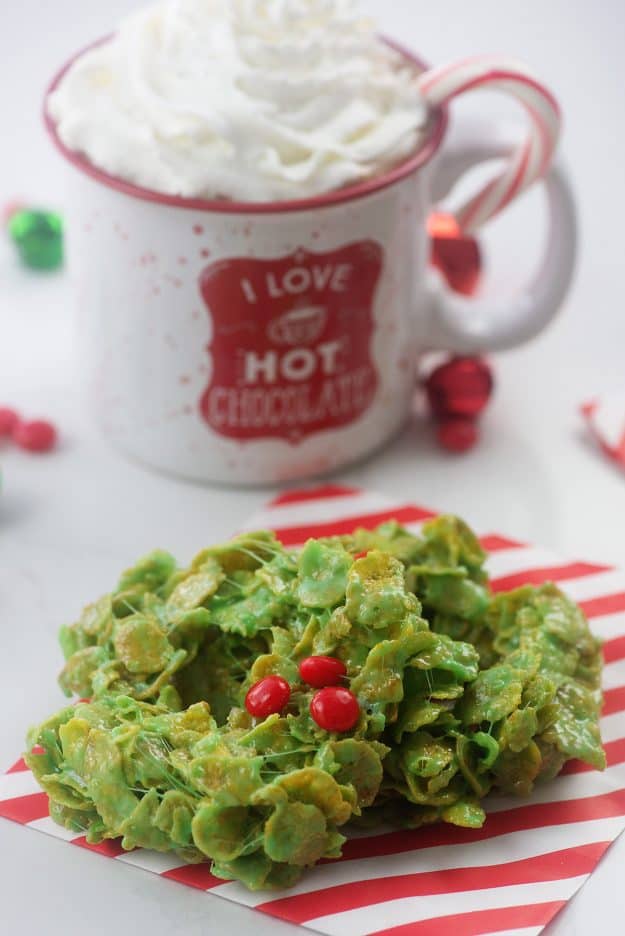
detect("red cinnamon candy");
top-left (245, 676), bottom-right (291, 719)
top-left (299, 656), bottom-right (347, 689)
top-left (310, 687), bottom-right (360, 733)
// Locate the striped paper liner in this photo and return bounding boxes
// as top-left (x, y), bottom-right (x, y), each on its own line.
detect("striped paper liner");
top-left (2, 483), bottom-right (625, 936)
top-left (581, 398), bottom-right (625, 472)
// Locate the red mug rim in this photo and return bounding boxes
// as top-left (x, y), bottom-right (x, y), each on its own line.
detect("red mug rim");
top-left (44, 36), bottom-right (449, 216)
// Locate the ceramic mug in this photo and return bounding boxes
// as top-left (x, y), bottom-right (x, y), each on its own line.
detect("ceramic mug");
top-left (46, 44), bottom-right (576, 485)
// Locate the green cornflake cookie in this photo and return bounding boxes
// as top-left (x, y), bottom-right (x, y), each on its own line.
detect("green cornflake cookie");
top-left (27, 517), bottom-right (605, 890)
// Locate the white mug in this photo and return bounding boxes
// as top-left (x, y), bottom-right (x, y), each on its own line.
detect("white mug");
top-left (46, 43), bottom-right (576, 485)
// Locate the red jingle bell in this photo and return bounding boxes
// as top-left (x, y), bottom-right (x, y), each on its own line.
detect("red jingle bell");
top-left (437, 417), bottom-right (479, 454)
top-left (425, 357), bottom-right (494, 420)
top-left (428, 212), bottom-right (482, 297)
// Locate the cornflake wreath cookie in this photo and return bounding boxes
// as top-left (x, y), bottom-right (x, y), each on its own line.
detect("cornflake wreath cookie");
top-left (26, 517), bottom-right (605, 891)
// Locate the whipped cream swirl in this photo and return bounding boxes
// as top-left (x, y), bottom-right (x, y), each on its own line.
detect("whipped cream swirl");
top-left (48, 0), bottom-right (429, 202)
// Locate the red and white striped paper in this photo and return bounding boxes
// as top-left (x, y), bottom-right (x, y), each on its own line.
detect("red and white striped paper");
top-left (582, 398), bottom-right (625, 473)
top-left (3, 484), bottom-right (625, 936)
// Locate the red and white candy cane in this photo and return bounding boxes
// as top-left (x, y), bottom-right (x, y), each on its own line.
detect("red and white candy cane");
top-left (418, 57), bottom-right (561, 233)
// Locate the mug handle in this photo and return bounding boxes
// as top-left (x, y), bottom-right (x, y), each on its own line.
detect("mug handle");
top-left (419, 58), bottom-right (577, 352)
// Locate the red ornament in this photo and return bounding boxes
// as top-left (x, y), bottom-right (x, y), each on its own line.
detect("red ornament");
top-left (310, 687), bottom-right (360, 732)
top-left (13, 419), bottom-right (57, 453)
top-left (353, 551), bottom-right (369, 561)
top-left (437, 417), bottom-right (479, 453)
top-left (299, 656), bottom-right (347, 689)
top-left (245, 676), bottom-right (291, 718)
top-left (429, 212), bottom-right (482, 296)
top-left (0, 407), bottom-right (20, 437)
top-left (426, 357), bottom-right (494, 420)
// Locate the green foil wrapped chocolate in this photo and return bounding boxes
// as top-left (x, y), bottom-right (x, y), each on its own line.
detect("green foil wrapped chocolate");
top-left (8, 209), bottom-right (64, 270)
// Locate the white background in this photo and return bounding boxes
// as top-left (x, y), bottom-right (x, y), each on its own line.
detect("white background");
top-left (1, 1), bottom-right (625, 933)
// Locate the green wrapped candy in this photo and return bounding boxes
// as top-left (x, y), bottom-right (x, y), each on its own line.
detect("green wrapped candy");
top-left (8, 208), bottom-right (64, 270)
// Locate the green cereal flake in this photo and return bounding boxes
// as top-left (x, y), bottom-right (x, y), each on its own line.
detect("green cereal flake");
top-left (296, 540), bottom-right (351, 609)
top-left (113, 616), bottom-right (174, 674)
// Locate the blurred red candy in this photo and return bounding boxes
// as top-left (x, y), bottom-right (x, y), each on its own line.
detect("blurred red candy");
top-left (0, 407), bottom-right (20, 437)
top-left (426, 357), bottom-right (494, 420)
top-left (13, 419), bottom-right (57, 453)
top-left (437, 417), bottom-right (479, 454)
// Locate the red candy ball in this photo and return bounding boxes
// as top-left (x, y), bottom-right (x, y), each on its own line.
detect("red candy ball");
top-left (310, 687), bottom-right (360, 733)
top-left (13, 419), bottom-right (57, 453)
top-left (245, 676), bottom-right (291, 719)
top-left (437, 417), bottom-right (479, 454)
top-left (299, 656), bottom-right (347, 689)
top-left (0, 407), bottom-right (19, 437)
top-left (426, 357), bottom-right (493, 420)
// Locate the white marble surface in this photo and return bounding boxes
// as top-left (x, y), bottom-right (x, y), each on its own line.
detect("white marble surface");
top-left (2, 1), bottom-right (625, 933)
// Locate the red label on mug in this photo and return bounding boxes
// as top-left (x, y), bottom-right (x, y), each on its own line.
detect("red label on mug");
top-left (198, 242), bottom-right (383, 443)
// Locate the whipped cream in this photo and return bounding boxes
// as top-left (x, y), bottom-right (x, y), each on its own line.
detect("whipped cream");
top-left (48, 0), bottom-right (429, 202)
